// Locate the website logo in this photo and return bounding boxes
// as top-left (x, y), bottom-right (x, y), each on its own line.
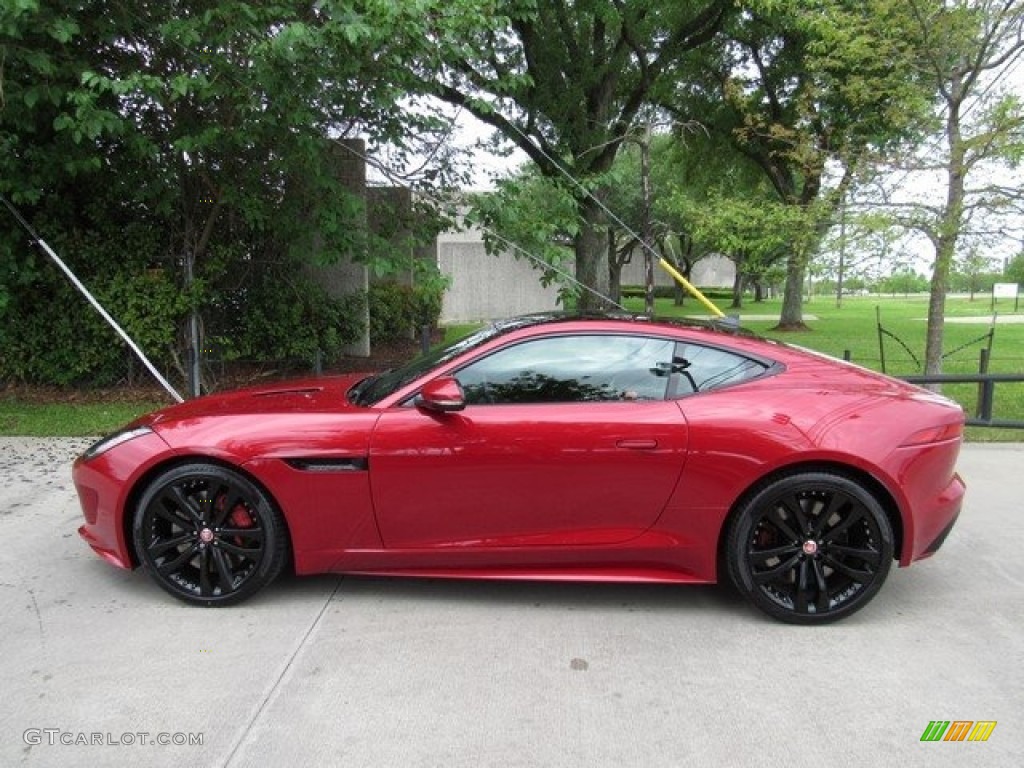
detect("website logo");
top-left (920, 721), bottom-right (997, 742)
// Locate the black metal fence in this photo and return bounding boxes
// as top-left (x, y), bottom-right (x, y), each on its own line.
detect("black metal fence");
top-left (899, 371), bottom-right (1024, 429)
top-left (840, 339), bottom-right (1024, 430)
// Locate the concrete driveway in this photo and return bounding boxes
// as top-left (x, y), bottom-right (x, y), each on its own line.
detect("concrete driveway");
top-left (0, 438), bottom-right (1020, 768)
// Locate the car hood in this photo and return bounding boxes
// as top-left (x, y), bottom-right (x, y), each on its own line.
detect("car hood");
top-left (129, 373), bottom-right (382, 462)
top-left (141, 373), bottom-right (371, 426)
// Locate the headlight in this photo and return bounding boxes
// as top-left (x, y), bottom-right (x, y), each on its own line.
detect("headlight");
top-left (81, 425), bottom-right (154, 461)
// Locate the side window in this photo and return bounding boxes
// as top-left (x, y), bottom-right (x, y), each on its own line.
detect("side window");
top-left (456, 335), bottom-right (676, 405)
top-left (671, 342), bottom-right (768, 395)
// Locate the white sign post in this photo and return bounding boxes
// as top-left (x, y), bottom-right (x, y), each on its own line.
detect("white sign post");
top-left (992, 282), bottom-right (1020, 312)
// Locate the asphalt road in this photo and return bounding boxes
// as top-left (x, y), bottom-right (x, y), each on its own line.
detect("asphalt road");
top-left (0, 437), bottom-right (1021, 768)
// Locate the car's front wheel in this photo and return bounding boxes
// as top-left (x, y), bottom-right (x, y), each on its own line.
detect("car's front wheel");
top-left (132, 462), bottom-right (289, 606)
top-left (726, 472), bottom-right (894, 625)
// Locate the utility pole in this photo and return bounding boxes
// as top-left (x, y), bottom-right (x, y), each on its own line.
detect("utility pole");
top-left (836, 191), bottom-right (846, 308)
top-left (184, 250), bottom-right (201, 398)
top-left (640, 121), bottom-right (655, 317)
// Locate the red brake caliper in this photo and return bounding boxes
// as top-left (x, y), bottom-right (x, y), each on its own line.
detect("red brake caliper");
top-left (228, 504), bottom-right (254, 546)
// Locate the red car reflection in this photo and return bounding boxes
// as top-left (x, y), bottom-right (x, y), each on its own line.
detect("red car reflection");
top-left (73, 314), bottom-right (965, 624)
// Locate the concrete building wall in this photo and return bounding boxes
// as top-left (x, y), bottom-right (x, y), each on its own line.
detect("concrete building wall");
top-left (691, 254), bottom-right (736, 288)
top-left (437, 238), bottom-right (561, 324)
top-left (619, 253), bottom-right (735, 289)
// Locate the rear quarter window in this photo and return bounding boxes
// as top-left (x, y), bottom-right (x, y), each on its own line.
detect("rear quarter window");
top-left (672, 342), bottom-right (770, 395)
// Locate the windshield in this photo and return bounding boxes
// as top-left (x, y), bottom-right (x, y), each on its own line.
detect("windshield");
top-left (349, 324), bottom-right (501, 406)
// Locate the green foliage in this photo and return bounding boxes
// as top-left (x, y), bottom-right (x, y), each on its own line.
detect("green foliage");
top-left (1006, 252), bottom-right (1024, 285)
top-left (368, 274), bottom-right (448, 344)
top-left (0, 222), bottom-right (191, 386)
top-left (0, 1), bottom-right (460, 386)
top-left (876, 270), bottom-right (931, 295)
top-left (620, 285), bottom-right (731, 300)
top-left (419, 0), bottom-right (731, 309)
top-left (666, 181), bottom-right (814, 290)
top-left (209, 277), bottom-right (365, 365)
top-left (664, 0), bottom-right (941, 326)
top-left (852, 0), bottom-right (1024, 374)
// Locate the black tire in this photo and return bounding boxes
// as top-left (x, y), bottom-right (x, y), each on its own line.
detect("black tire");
top-left (132, 462), bottom-right (289, 606)
top-left (726, 472), bottom-right (894, 625)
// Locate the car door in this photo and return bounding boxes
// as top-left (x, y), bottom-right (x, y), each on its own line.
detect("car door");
top-left (368, 333), bottom-right (689, 549)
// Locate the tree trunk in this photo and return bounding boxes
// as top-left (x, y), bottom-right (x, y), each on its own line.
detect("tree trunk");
top-left (925, 91), bottom-right (967, 377)
top-left (731, 269), bottom-right (744, 309)
top-left (667, 239), bottom-right (692, 306)
top-left (774, 251), bottom-right (810, 330)
top-left (925, 253), bottom-right (950, 377)
top-left (576, 195), bottom-right (612, 311)
top-left (606, 230), bottom-right (637, 306)
top-left (674, 283), bottom-right (686, 306)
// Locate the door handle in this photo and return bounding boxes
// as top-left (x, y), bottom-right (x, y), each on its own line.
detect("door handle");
top-left (616, 439), bottom-right (658, 450)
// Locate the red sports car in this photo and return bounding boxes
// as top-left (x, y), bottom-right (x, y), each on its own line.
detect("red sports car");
top-left (73, 314), bottom-right (965, 624)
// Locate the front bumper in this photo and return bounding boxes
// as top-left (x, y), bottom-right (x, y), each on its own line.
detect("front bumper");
top-left (72, 430), bottom-right (174, 571)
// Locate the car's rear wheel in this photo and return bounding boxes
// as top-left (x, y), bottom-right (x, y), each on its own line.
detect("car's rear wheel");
top-left (726, 472), bottom-right (894, 625)
top-left (132, 463), bottom-right (289, 606)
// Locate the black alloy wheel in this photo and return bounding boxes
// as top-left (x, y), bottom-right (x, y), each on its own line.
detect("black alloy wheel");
top-left (726, 472), bottom-right (894, 625)
top-left (133, 463), bottom-right (289, 606)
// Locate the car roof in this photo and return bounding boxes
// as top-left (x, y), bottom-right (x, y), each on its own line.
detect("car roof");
top-left (488, 311), bottom-right (754, 339)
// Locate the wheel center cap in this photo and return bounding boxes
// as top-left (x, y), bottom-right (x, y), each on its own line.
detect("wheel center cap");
top-left (199, 528), bottom-right (215, 543)
top-left (802, 540), bottom-right (818, 555)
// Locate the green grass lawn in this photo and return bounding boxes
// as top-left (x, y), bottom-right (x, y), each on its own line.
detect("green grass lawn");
top-left (2, 294), bottom-right (1021, 439)
top-left (0, 400), bottom-right (167, 437)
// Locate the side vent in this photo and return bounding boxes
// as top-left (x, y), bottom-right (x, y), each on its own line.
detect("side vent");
top-left (284, 458), bottom-right (369, 472)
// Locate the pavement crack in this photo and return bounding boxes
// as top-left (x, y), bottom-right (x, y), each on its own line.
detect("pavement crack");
top-left (27, 588), bottom-right (46, 649)
top-left (219, 577), bottom-right (344, 768)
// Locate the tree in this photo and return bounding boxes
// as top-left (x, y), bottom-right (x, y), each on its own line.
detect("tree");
top-left (469, 130), bottom-right (720, 309)
top-left (0, 1), bottom-right (455, 386)
top-left (1007, 250), bottom-right (1024, 284)
top-left (594, 130), bottom-right (715, 306)
top-left (671, 189), bottom-right (804, 308)
top-left (663, 0), bottom-right (936, 329)
top-left (417, 0), bottom-right (730, 310)
top-left (610, 129), bottom-right (724, 309)
top-left (655, 127), bottom-right (796, 308)
top-left (955, 248), bottom-right (1001, 298)
top-left (855, 0), bottom-right (1024, 375)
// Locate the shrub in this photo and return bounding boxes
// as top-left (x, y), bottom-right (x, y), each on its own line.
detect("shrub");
top-left (620, 285), bottom-right (732, 301)
top-left (369, 277), bottom-right (446, 344)
top-left (0, 224), bottom-right (187, 386)
top-left (206, 274), bottom-right (365, 365)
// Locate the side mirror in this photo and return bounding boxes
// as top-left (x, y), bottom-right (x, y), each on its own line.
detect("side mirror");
top-left (417, 376), bottom-right (466, 413)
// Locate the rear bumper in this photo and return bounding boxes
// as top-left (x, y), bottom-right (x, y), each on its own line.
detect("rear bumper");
top-left (901, 471), bottom-right (965, 566)
top-left (923, 508), bottom-right (960, 558)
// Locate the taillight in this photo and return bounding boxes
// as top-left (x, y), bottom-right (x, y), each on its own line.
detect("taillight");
top-left (900, 422), bottom-right (963, 447)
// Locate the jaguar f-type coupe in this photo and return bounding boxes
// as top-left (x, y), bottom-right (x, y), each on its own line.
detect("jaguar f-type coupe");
top-left (73, 314), bottom-right (965, 624)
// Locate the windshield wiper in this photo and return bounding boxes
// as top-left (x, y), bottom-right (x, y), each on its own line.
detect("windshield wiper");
top-left (347, 374), bottom-right (376, 406)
